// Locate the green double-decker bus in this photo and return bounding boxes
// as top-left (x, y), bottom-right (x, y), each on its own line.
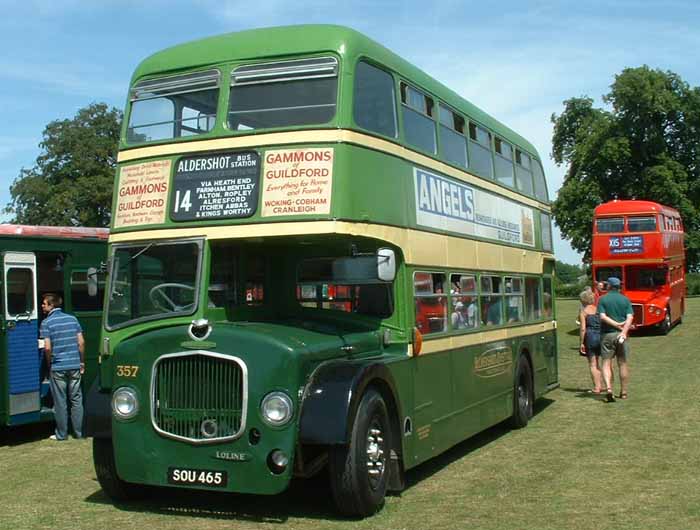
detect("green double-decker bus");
top-left (1, 225), bottom-right (107, 429)
top-left (88, 25), bottom-right (558, 516)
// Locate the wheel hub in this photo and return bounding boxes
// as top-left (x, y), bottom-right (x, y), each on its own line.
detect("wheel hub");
top-left (366, 425), bottom-right (385, 487)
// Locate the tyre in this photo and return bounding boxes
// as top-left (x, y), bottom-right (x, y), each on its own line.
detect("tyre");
top-left (660, 307), bottom-right (672, 335)
top-left (93, 437), bottom-right (146, 502)
top-left (329, 389), bottom-right (391, 517)
top-left (510, 356), bottom-right (533, 428)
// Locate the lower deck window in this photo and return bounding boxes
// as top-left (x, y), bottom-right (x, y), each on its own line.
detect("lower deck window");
top-left (414, 272), bottom-right (446, 334)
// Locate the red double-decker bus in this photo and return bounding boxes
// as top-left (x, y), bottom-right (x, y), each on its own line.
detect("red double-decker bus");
top-left (592, 199), bottom-right (685, 334)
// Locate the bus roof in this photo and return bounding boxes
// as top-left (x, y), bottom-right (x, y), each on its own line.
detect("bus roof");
top-left (131, 24), bottom-right (541, 159)
top-left (0, 224), bottom-right (109, 240)
top-left (594, 199), bottom-right (680, 217)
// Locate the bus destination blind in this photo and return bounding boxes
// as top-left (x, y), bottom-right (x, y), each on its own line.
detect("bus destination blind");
top-left (170, 151), bottom-right (260, 221)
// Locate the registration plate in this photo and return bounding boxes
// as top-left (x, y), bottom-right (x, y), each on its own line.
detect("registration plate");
top-left (168, 467), bottom-right (228, 488)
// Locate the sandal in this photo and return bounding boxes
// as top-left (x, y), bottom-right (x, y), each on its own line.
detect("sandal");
top-left (606, 389), bottom-right (616, 402)
top-left (619, 392), bottom-right (628, 400)
top-left (587, 389), bottom-right (602, 395)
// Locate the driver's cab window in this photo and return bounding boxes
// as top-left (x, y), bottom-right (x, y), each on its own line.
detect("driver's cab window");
top-left (6, 268), bottom-right (34, 317)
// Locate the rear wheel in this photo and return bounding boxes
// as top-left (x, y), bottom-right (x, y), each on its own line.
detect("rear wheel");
top-left (93, 437), bottom-right (146, 502)
top-left (329, 389), bottom-right (391, 517)
top-left (510, 356), bottom-right (533, 428)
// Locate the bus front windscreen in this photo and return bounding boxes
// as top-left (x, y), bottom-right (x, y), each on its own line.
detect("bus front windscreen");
top-left (106, 240), bottom-right (202, 329)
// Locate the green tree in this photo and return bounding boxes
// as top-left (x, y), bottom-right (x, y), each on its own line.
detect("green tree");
top-left (555, 260), bottom-right (584, 284)
top-left (551, 66), bottom-right (700, 270)
top-left (5, 103), bottom-right (122, 227)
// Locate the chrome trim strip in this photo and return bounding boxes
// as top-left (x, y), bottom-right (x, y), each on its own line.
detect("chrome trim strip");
top-left (150, 350), bottom-right (249, 445)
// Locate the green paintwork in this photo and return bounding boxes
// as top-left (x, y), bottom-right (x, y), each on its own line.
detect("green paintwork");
top-left (0, 234), bottom-right (107, 427)
top-left (101, 25), bottom-right (559, 499)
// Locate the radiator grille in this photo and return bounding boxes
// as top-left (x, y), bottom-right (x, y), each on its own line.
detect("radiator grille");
top-left (632, 304), bottom-right (644, 326)
top-left (151, 351), bottom-right (247, 444)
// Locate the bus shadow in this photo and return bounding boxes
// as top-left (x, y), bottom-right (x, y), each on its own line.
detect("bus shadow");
top-left (403, 398), bottom-right (554, 491)
top-left (0, 422), bottom-right (53, 447)
top-left (83, 400), bottom-right (556, 522)
top-left (84, 472), bottom-right (342, 523)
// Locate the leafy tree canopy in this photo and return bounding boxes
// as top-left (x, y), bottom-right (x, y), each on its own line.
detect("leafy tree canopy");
top-left (551, 66), bottom-right (700, 270)
top-left (5, 103), bottom-right (122, 227)
top-left (555, 260), bottom-right (584, 284)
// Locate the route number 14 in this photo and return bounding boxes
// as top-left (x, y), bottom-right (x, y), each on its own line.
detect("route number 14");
top-left (174, 190), bottom-right (192, 213)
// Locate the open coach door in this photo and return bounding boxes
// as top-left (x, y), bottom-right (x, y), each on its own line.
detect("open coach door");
top-left (2, 252), bottom-right (41, 425)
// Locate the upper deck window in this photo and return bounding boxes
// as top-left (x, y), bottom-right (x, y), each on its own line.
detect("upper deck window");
top-left (515, 150), bottom-right (534, 196)
top-left (532, 160), bottom-right (548, 202)
top-left (228, 57), bottom-right (338, 130)
top-left (468, 122), bottom-right (494, 179)
top-left (438, 105), bottom-right (468, 168)
top-left (353, 61), bottom-right (397, 138)
top-left (596, 217), bottom-right (624, 233)
top-left (494, 137), bottom-right (515, 187)
top-left (127, 70), bottom-right (220, 144)
top-left (400, 83), bottom-right (436, 154)
top-left (628, 216), bottom-right (657, 232)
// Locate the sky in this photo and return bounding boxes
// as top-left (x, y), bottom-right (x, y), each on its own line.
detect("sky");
top-left (1, 0), bottom-right (699, 264)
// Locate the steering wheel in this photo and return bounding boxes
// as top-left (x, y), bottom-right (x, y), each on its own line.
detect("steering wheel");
top-left (148, 283), bottom-right (195, 312)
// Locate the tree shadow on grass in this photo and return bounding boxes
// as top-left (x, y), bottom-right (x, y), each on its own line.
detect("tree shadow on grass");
top-left (0, 422), bottom-right (53, 447)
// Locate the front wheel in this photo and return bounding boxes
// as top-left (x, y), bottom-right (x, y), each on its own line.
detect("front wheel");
top-left (328, 389), bottom-right (391, 517)
top-left (660, 307), bottom-right (672, 335)
top-left (93, 437), bottom-right (146, 502)
top-left (510, 356), bottom-right (533, 428)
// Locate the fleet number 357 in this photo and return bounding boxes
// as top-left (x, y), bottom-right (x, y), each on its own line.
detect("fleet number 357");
top-left (116, 365), bottom-right (139, 377)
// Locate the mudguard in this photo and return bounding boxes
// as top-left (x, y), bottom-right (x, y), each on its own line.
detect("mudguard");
top-left (298, 358), bottom-right (401, 445)
top-left (85, 378), bottom-right (111, 439)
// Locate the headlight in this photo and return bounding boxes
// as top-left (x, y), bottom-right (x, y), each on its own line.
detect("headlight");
top-left (261, 391), bottom-right (293, 426)
top-left (112, 387), bottom-right (139, 419)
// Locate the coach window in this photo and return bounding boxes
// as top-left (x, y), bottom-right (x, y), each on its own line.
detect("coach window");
top-left (449, 273), bottom-right (478, 330)
top-left (525, 277), bottom-right (541, 320)
top-left (480, 275), bottom-right (503, 326)
top-left (541, 212), bottom-right (553, 252)
top-left (468, 122), bottom-right (494, 179)
top-left (505, 276), bottom-right (524, 323)
top-left (494, 137), bottom-right (515, 188)
top-left (353, 61), bottom-right (398, 138)
top-left (401, 83), bottom-right (436, 154)
top-left (542, 277), bottom-right (553, 318)
top-left (628, 216), bottom-right (656, 232)
top-left (515, 150), bottom-right (534, 196)
top-left (438, 105), bottom-right (467, 168)
top-left (596, 217), bottom-right (624, 233)
top-left (414, 271), bottom-right (447, 334)
top-left (71, 270), bottom-right (106, 312)
top-left (532, 160), bottom-right (548, 202)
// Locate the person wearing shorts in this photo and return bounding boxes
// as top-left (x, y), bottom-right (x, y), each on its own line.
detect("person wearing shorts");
top-left (597, 277), bottom-right (633, 402)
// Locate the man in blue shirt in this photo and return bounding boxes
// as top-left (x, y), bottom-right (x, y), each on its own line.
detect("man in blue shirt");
top-left (40, 293), bottom-right (85, 440)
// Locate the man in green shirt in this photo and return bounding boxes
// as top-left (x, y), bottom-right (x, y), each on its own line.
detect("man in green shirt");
top-left (597, 277), bottom-right (633, 402)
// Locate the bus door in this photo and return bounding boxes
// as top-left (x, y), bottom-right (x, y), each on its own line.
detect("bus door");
top-left (2, 252), bottom-right (40, 423)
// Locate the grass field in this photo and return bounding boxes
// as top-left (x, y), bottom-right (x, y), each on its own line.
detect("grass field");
top-left (2, 299), bottom-right (699, 530)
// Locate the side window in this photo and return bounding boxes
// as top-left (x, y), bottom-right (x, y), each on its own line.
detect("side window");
top-left (468, 122), bottom-right (494, 179)
top-left (541, 212), bottom-right (553, 252)
top-left (480, 275), bottom-right (503, 326)
top-left (505, 276), bottom-right (524, 323)
top-left (542, 277), bottom-right (553, 318)
top-left (401, 83), bottom-right (436, 154)
top-left (525, 277), bottom-right (541, 321)
top-left (532, 159), bottom-right (549, 202)
top-left (438, 105), bottom-right (467, 168)
top-left (414, 271), bottom-right (446, 334)
top-left (71, 270), bottom-right (106, 312)
top-left (494, 137), bottom-right (515, 187)
top-left (353, 61), bottom-right (398, 138)
top-left (449, 273), bottom-right (478, 330)
top-left (515, 150), bottom-right (534, 196)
